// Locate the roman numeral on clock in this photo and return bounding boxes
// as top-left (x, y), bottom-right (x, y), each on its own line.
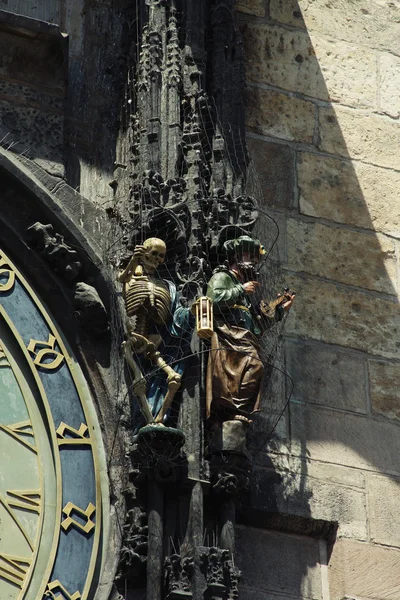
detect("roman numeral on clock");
top-left (61, 502), bottom-right (96, 535)
top-left (56, 422), bottom-right (91, 446)
top-left (7, 489), bottom-right (41, 514)
top-left (45, 579), bottom-right (81, 600)
top-left (0, 420), bottom-right (37, 453)
top-left (0, 554), bottom-right (31, 588)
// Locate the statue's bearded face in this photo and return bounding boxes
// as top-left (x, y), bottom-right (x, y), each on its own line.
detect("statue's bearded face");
top-left (142, 239), bottom-right (166, 273)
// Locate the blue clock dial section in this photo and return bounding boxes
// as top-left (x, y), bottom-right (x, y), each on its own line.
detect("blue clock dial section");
top-left (0, 279), bottom-right (85, 428)
top-left (0, 254), bottom-right (101, 600)
top-left (52, 448), bottom-right (97, 593)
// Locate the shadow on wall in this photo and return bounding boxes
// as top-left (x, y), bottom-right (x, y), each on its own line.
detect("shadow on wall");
top-left (238, 0), bottom-right (400, 599)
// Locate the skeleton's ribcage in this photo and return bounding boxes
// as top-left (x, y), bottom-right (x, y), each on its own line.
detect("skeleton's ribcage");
top-left (125, 279), bottom-right (171, 325)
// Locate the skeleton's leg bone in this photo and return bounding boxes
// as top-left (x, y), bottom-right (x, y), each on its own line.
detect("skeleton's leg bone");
top-left (154, 376), bottom-right (182, 424)
top-left (123, 342), bottom-right (154, 424)
top-left (126, 328), bottom-right (149, 354)
top-left (146, 348), bottom-right (182, 424)
top-left (148, 333), bottom-right (162, 349)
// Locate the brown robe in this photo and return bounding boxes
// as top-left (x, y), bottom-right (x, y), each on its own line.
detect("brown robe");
top-left (206, 323), bottom-right (264, 419)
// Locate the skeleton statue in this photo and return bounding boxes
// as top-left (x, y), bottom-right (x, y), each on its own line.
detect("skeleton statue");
top-left (118, 238), bottom-right (186, 425)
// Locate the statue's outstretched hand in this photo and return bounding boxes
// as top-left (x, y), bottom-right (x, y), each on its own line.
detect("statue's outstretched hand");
top-left (242, 281), bottom-right (260, 295)
top-left (282, 292), bottom-right (295, 312)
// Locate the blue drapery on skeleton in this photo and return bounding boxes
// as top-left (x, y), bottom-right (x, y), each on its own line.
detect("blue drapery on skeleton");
top-left (133, 280), bottom-right (194, 429)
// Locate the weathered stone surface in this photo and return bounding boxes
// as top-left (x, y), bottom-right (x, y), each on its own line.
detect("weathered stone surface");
top-left (0, 29), bottom-right (66, 90)
top-left (247, 137), bottom-right (295, 212)
top-left (239, 591), bottom-right (303, 600)
top-left (306, 459), bottom-right (366, 489)
top-left (242, 23), bottom-right (376, 108)
top-left (285, 340), bottom-right (367, 413)
top-left (246, 86), bottom-right (315, 143)
top-left (236, 0), bottom-right (266, 17)
top-left (253, 207), bottom-right (287, 263)
top-left (251, 465), bottom-right (368, 540)
top-left (285, 275), bottom-right (400, 359)
top-left (290, 403), bottom-right (400, 476)
top-left (298, 152), bottom-right (400, 235)
top-left (236, 526), bottom-right (322, 598)
top-left (319, 105), bottom-right (400, 170)
top-left (0, 80), bottom-right (64, 112)
top-left (369, 361), bottom-right (400, 422)
top-left (287, 218), bottom-right (397, 294)
top-left (258, 449), bottom-right (366, 488)
top-left (270, 0), bottom-right (306, 28)
top-left (329, 539), bottom-right (400, 600)
top-left (0, 99), bottom-right (64, 175)
top-left (379, 52), bottom-right (400, 118)
top-left (270, 0), bottom-right (400, 57)
top-left (0, 0), bottom-right (61, 22)
top-left (369, 473), bottom-right (400, 547)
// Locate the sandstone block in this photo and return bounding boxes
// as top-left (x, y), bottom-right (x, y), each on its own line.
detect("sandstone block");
top-left (306, 459), bottom-right (366, 489)
top-left (297, 152), bottom-right (400, 236)
top-left (379, 53), bottom-right (400, 118)
top-left (247, 137), bottom-right (295, 212)
top-left (236, 0), bottom-right (266, 17)
top-left (251, 465), bottom-right (368, 540)
top-left (287, 218), bottom-right (397, 294)
top-left (285, 339), bottom-right (367, 413)
top-left (290, 403), bottom-right (400, 476)
top-left (253, 208), bottom-right (287, 263)
top-left (270, 0), bottom-right (400, 57)
top-left (242, 23), bottom-right (376, 108)
top-left (246, 86), bottom-right (315, 143)
top-left (329, 539), bottom-right (400, 600)
top-left (236, 526), bottom-right (322, 598)
top-left (369, 361), bottom-right (400, 422)
top-left (270, 0), bottom-right (306, 28)
top-left (285, 275), bottom-right (400, 359)
top-left (240, 590), bottom-right (303, 600)
top-left (369, 473), bottom-right (400, 547)
top-left (319, 105), bottom-right (400, 170)
top-left (263, 455), bottom-right (366, 489)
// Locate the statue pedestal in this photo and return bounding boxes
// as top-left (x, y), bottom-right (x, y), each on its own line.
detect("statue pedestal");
top-left (209, 419), bottom-right (251, 460)
top-left (137, 424), bottom-right (185, 453)
top-left (132, 424), bottom-right (186, 483)
top-left (129, 426), bottom-right (187, 600)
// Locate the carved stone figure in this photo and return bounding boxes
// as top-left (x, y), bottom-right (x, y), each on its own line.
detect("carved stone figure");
top-left (74, 281), bottom-right (109, 335)
top-left (206, 235), bottom-right (295, 426)
top-left (27, 221), bottom-right (82, 282)
top-left (118, 237), bottom-right (193, 426)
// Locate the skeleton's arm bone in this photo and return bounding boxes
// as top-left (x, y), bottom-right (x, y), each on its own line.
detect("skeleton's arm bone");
top-left (118, 256), bottom-right (138, 283)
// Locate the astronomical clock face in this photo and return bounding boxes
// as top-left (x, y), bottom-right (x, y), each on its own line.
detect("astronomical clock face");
top-left (0, 249), bottom-right (106, 600)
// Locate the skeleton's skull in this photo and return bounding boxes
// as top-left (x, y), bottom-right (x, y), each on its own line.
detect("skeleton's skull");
top-left (142, 238), bottom-right (166, 273)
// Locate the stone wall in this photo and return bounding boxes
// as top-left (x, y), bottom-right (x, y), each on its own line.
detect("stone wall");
top-left (0, 1), bottom-right (130, 206)
top-left (237, 1), bottom-right (400, 599)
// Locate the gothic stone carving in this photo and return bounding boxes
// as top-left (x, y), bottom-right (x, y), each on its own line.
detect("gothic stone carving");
top-left (27, 221), bottom-right (82, 283)
top-left (117, 507), bottom-right (148, 583)
top-left (164, 553), bottom-right (194, 599)
top-left (200, 546), bottom-right (241, 600)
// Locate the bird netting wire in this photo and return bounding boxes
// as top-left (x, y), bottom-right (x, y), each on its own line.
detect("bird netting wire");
top-left (102, 33), bottom-right (293, 457)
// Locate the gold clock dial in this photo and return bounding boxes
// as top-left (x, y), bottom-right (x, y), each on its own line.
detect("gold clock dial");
top-left (0, 248), bottom-right (106, 600)
top-left (0, 324), bottom-right (57, 600)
